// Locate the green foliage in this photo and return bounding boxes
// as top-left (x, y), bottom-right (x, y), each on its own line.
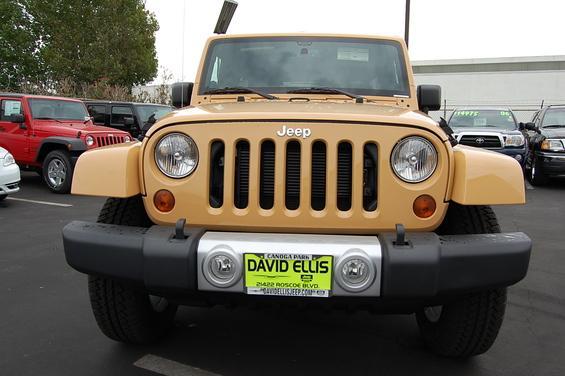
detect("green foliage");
top-left (0, 1), bottom-right (42, 89)
top-left (1, 0), bottom-right (159, 91)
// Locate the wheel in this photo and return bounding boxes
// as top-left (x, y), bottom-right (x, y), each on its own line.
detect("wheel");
top-left (416, 204), bottom-right (507, 358)
top-left (0, 195), bottom-right (6, 201)
top-left (527, 156), bottom-right (549, 186)
top-left (42, 150), bottom-right (73, 193)
top-left (89, 196), bottom-right (177, 344)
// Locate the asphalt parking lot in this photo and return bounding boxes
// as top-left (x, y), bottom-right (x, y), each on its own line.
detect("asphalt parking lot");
top-left (1, 172), bottom-right (564, 376)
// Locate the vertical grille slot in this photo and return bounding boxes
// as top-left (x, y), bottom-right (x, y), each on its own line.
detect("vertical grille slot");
top-left (234, 140), bottom-right (250, 209)
top-left (285, 141), bottom-right (301, 210)
top-left (363, 143), bottom-right (378, 211)
top-left (209, 141), bottom-right (224, 208)
top-left (337, 142), bottom-right (352, 211)
top-left (260, 141), bottom-right (275, 210)
top-left (311, 141), bottom-right (326, 211)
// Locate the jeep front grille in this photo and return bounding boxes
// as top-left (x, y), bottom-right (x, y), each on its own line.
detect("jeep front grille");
top-left (208, 139), bottom-right (378, 213)
top-left (96, 135), bottom-right (125, 146)
top-left (459, 135), bottom-right (502, 148)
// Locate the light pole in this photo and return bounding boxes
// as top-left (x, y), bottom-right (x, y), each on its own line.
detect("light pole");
top-left (404, 0), bottom-right (411, 48)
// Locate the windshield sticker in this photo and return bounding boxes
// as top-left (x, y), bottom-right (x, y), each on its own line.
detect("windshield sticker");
top-left (474, 118), bottom-right (487, 126)
top-left (500, 111), bottom-right (511, 117)
top-left (4, 101), bottom-right (21, 116)
top-left (454, 111), bottom-right (479, 117)
top-left (337, 48), bottom-right (369, 62)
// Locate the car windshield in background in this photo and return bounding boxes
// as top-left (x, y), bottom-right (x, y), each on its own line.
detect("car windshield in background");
top-left (200, 37), bottom-right (410, 97)
top-left (541, 109), bottom-right (565, 127)
top-left (449, 110), bottom-right (517, 130)
top-left (29, 99), bottom-right (88, 121)
top-left (136, 105), bottom-right (172, 124)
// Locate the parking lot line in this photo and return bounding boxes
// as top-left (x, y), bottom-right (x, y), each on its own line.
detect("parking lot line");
top-left (134, 354), bottom-right (222, 376)
top-left (6, 197), bottom-right (73, 207)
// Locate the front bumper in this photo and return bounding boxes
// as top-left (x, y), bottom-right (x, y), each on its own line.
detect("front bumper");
top-left (0, 163), bottom-right (21, 195)
top-left (498, 147), bottom-right (527, 165)
top-left (536, 151), bottom-right (565, 177)
top-left (62, 221), bottom-right (531, 300)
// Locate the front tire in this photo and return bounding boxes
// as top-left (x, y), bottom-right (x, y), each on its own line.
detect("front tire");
top-left (42, 150), bottom-right (73, 193)
top-left (416, 204), bottom-right (507, 358)
top-left (89, 196), bottom-right (177, 344)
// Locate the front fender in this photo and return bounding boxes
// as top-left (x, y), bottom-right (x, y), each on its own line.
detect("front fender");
top-left (450, 145), bottom-right (525, 205)
top-left (71, 143), bottom-right (141, 197)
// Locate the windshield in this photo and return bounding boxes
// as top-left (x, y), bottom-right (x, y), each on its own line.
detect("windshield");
top-left (449, 110), bottom-right (517, 130)
top-left (135, 105), bottom-right (173, 124)
top-left (200, 37), bottom-right (410, 97)
top-left (541, 109), bottom-right (565, 127)
top-left (29, 99), bottom-right (89, 121)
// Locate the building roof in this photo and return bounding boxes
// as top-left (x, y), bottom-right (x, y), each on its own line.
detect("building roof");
top-left (412, 55), bottom-right (565, 74)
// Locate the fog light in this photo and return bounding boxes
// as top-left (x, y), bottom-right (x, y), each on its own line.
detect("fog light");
top-left (514, 154), bottom-right (522, 162)
top-left (203, 249), bottom-right (242, 288)
top-left (335, 251), bottom-right (375, 292)
top-left (154, 189), bottom-right (175, 212)
top-left (413, 194), bottom-right (436, 218)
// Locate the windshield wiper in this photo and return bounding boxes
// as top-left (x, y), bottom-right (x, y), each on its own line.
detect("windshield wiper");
top-left (287, 87), bottom-right (365, 102)
top-left (203, 87), bottom-right (278, 100)
top-left (542, 124), bottom-right (565, 128)
top-left (35, 117), bottom-right (63, 123)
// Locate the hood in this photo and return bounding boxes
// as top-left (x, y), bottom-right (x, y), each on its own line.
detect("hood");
top-left (450, 127), bottom-right (520, 135)
top-left (34, 120), bottom-right (130, 136)
top-left (149, 101), bottom-right (446, 140)
top-left (540, 127), bottom-right (565, 138)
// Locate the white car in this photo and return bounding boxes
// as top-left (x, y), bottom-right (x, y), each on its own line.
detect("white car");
top-left (0, 147), bottom-right (20, 201)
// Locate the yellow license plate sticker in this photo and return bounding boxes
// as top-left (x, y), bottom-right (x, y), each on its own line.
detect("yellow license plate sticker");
top-left (244, 253), bottom-right (333, 298)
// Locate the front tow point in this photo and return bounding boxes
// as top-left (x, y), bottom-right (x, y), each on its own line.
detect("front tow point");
top-left (175, 218), bottom-right (187, 240)
top-left (394, 223), bottom-right (409, 247)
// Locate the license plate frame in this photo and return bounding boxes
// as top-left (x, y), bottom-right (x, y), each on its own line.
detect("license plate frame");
top-left (243, 253), bottom-right (333, 298)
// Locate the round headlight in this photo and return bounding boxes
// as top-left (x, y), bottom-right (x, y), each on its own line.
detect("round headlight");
top-left (124, 135), bottom-right (131, 142)
top-left (3, 153), bottom-right (15, 167)
top-left (391, 136), bottom-right (438, 183)
top-left (85, 135), bottom-right (95, 146)
top-left (155, 133), bottom-right (198, 178)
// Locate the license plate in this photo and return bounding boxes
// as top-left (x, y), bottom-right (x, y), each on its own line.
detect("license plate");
top-left (244, 253), bottom-right (332, 298)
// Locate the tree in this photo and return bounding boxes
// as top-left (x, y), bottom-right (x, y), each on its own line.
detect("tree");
top-left (0, 1), bottom-right (42, 89)
top-left (1, 0), bottom-right (159, 91)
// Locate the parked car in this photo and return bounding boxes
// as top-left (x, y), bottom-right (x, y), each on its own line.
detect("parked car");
top-left (523, 105), bottom-right (565, 185)
top-left (0, 93), bottom-right (133, 193)
top-left (83, 100), bottom-right (173, 139)
top-left (63, 31), bottom-right (531, 359)
top-left (0, 146), bottom-right (20, 201)
top-left (448, 108), bottom-right (527, 166)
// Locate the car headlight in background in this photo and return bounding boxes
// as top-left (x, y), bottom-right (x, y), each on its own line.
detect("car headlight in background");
top-left (3, 153), bottom-right (15, 167)
top-left (124, 135), bottom-right (131, 142)
top-left (505, 134), bottom-right (525, 147)
top-left (155, 133), bottom-right (199, 178)
top-left (391, 136), bottom-right (438, 183)
top-left (541, 139), bottom-right (565, 152)
top-left (85, 135), bottom-right (95, 146)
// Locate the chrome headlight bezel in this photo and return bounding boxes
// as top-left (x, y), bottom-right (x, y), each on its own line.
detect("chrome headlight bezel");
top-left (541, 139), bottom-right (565, 152)
top-left (85, 135), bottom-right (95, 147)
top-left (3, 153), bottom-right (15, 167)
top-left (390, 136), bottom-right (438, 183)
top-left (505, 134), bottom-right (525, 147)
top-left (154, 133), bottom-right (199, 178)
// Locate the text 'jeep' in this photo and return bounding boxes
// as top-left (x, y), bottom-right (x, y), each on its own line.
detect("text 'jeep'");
top-left (62, 32), bottom-right (531, 358)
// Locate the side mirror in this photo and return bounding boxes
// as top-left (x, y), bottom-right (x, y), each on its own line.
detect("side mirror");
top-left (10, 113), bottom-right (25, 124)
top-left (524, 122), bottom-right (538, 132)
top-left (171, 82), bottom-right (194, 108)
top-left (518, 122), bottom-right (525, 131)
top-left (123, 117), bottom-right (135, 126)
top-left (417, 85), bottom-right (441, 114)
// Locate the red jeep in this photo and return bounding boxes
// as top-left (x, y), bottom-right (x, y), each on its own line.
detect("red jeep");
top-left (0, 93), bottom-right (132, 193)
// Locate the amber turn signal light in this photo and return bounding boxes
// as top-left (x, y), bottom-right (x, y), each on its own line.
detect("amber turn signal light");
top-left (413, 195), bottom-right (436, 218)
top-left (154, 190), bottom-right (175, 212)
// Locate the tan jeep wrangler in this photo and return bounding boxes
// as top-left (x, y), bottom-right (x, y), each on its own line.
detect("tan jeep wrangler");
top-left (62, 32), bottom-right (531, 358)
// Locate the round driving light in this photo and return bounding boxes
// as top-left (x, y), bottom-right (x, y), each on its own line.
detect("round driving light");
top-left (413, 194), bottom-right (436, 218)
top-left (154, 189), bottom-right (175, 212)
top-left (85, 135), bottom-right (95, 146)
top-left (155, 133), bottom-right (198, 178)
top-left (203, 248), bottom-right (242, 288)
top-left (335, 251), bottom-right (375, 292)
top-left (391, 136), bottom-right (438, 183)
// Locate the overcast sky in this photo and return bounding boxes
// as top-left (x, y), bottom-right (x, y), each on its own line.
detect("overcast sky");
top-left (144, 0), bottom-right (565, 83)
